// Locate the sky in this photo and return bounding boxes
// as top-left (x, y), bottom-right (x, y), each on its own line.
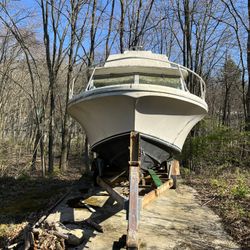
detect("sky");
top-left (1, 0), bottom-right (248, 74)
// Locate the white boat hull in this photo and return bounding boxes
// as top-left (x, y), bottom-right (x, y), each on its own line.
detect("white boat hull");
top-left (68, 84), bottom-right (207, 154)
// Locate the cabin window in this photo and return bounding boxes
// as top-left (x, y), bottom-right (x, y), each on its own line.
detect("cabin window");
top-left (91, 74), bottom-right (182, 89)
top-left (139, 75), bottom-right (182, 89)
top-left (93, 75), bottom-right (134, 88)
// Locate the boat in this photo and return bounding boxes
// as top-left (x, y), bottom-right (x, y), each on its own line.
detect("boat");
top-left (68, 50), bottom-right (208, 173)
top-left (68, 50), bottom-right (208, 248)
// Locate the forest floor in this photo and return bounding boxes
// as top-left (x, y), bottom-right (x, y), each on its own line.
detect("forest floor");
top-left (0, 161), bottom-right (249, 249)
top-left (0, 157), bottom-right (84, 248)
top-left (185, 168), bottom-right (250, 248)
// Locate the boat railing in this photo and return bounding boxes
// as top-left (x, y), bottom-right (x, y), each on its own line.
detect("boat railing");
top-left (70, 61), bottom-right (206, 100)
top-left (169, 62), bottom-right (206, 100)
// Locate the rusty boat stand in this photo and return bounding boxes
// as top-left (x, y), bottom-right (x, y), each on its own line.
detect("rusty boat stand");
top-left (97, 131), bottom-right (173, 250)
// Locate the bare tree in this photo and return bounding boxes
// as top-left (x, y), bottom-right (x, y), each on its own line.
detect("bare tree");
top-left (40, 0), bottom-right (69, 173)
top-left (0, 5), bottom-right (48, 175)
top-left (60, 0), bottom-right (89, 171)
top-left (217, 0), bottom-right (250, 130)
top-left (247, 0), bottom-right (250, 130)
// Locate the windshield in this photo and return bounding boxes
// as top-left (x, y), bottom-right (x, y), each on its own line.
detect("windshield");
top-left (91, 74), bottom-right (182, 89)
top-left (93, 75), bottom-right (134, 88)
top-left (139, 75), bottom-right (182, 89)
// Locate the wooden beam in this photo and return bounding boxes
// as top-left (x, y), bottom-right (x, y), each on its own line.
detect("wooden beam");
top-left (96, 177), bottom-right (127, 206)
top-left (127, 131), bottom-right (140, 249)
top-left (142, 179), bottom-right (173, 208)
top-left (127, 165), bottom-right (140, 249)
top-left (108, 170), bottom-right (127, 183)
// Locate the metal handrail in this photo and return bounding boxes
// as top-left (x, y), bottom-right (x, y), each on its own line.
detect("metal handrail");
top-left (86, 67), bottom-right (96, 91)
top-left (75, 60), bottom-right (206, 101)
top-left (169, 62), bottom-right (206, 100)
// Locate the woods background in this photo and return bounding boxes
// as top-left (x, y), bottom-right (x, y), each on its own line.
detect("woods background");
top-left (0, 0), bottom-right (249, 177)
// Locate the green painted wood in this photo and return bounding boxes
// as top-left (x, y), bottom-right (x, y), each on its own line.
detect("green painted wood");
top-left (148, 169), bottom-right (162, 187)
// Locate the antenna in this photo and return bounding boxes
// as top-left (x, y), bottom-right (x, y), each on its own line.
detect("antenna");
top-left (129, 45), bottom-right (144, 51)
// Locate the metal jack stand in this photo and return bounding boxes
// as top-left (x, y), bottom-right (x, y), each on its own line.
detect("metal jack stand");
top-left (126, 131), bottom-right (140, 249)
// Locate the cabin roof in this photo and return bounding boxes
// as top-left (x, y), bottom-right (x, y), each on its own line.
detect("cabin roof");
top-left (105, 50), bottom-right (171, 68)
top-left (91, 51), bottom-right (188, 78)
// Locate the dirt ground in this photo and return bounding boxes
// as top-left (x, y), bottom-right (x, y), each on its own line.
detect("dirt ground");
top-left (45, 181), bottom-right (240, 250)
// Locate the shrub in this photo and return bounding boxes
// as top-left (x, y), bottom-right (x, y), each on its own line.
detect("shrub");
top-left (230, 177), bottom-right (249, 199)
top-left (182, 119), bottom-right (250, 170)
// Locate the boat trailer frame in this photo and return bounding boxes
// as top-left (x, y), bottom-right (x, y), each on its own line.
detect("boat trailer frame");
top-left (97, 131), bottom-right (173, 249)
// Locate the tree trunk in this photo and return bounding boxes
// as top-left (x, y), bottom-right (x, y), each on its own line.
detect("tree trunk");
top-left (105, 0), bottom-right (115, 59)
top-left (60, 1), bottom-right (76, 171)
top-left (246, 0), bottom-right (250, 130)
top-left (60, 125), bottom-right (69, 171)
top-left (119, 0), bottom-right (125, 53)
top-left (184, 0), bottom-right (193, 92)
top-left (40, 135), bottom-right (45, 177)
top-left (31, 130), bottom-right (40, 171)
top-left (84, 136), bottom-right (90, 173)
top-left (222, 87), bottom-right (229, 126)
top-left (48, 82), bottom-right (55, 173)
top-left (131, 0), bottom-right (142, 47)
top-left (89, 0), bottom-right (96, 66)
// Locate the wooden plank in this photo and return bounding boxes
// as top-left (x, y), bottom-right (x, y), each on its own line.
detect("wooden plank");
top-left (142, 179), bottom-right (173, 208)
top-left (108, 170), bottom-right (127, 183)
top-left (148, 169), bottom-right (162, 187)
top-left (171, 160), bottom-right (180, 175)
top-left (83, 195), bottom-right (110, 207)
top-left (96, 176), bottom-right (127, 206)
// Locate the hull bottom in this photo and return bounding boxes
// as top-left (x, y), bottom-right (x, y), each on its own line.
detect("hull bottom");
top-left (92, 132), bottom-right (180, 173)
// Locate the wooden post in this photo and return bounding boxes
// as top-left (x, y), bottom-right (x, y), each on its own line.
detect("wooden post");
top-left (127, 131), bottom-right (140, 249)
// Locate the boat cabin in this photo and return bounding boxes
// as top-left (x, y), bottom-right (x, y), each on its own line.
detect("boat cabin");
top-left (84, 50), bottom-right (205, 100)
